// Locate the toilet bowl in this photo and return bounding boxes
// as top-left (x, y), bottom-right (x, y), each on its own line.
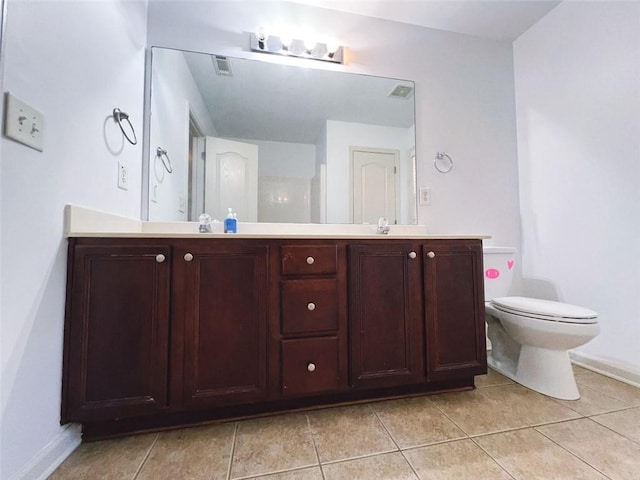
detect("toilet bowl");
top-left (483, 247), bottom-right (599, 400)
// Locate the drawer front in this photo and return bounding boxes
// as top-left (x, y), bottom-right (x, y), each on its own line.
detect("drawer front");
top-left (281, 279), bottom-right (338, 335)
top-left (281, 245), bottom-right (337, 276)
top-left (281, 337), bottom-right (339, 395)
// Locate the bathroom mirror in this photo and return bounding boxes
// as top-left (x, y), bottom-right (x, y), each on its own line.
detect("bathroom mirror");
top-left (147, 47), bottom-right (417, 224)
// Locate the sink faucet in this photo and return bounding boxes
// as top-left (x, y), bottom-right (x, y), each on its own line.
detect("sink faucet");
top-left (377, 217), bottom-right (390, 234)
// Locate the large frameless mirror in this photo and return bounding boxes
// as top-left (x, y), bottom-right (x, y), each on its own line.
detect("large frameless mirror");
top-left (147, 47), bottom-right (417, 225)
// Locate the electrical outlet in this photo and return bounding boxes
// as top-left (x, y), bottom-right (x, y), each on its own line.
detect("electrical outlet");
top-left (4, 92), bottom-right (44, 151)
top-left (118, 162), bottom-right (129, 190)
top-left (178, 195), bottom-right (186, 213)
top-left (419, 187), bottom-right (431, 206)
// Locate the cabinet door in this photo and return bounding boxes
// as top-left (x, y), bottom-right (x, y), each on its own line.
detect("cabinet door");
top-left (177, 242), bottom-right (269, 409)
top-left (63, 244), bottom-right (170, 422)
top-left (424, 241), bottom-right (486, 380)
top-left (348, 243), bottom-right (423, 388)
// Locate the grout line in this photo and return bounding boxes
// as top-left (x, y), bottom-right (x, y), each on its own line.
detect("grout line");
top-left (132, 433), bottom-right (159, 480)
top-left (585, 412), bottom-right (640, 446)
top-left (225, 422), bottom-right (239, 480)
top-left (533, 420), bottom-right (614, 480)
top-left (368, 404), bottom-right (420, 479)
top-left (305, 413), bottom-right (325, 480)
top-left (467, 434), bottom-right (516, 480)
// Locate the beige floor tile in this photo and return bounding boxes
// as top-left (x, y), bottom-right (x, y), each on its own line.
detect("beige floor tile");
top-left (537, 417), bottom-right (640, 479)
top-left (404, 439), bottom-right (512, 480)
top-left (230, 413), bottom-right (317, 479)
top-left (48, 433), bottom-right (157, 480)
top-left (554, 383), bottom-right (630, 416)
top-left (322, 452), bottom-right (418, 480)
top-left (136, 423), bottom-right (235, 480)
top-left (307, 404), bottom-right (397, 463)
top-left (430, 384), bottom-right (579, 436)
top-left (372, 396), bottom-right (466, 448)
top-left (474, 427), bottom-right (606, 479)
top-left (591, 407), bottom-right (640, 443)
top-left (572, 364), bottom-right (591, 376)
top-left (576, 372), bottom-right (640, 406)
top-left (249, 466), bottom-right (324, 480)
top-left (475, 368), bottom-right (514, 388)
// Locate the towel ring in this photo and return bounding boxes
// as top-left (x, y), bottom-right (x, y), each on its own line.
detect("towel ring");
top-left (434, 152), bottom-right (454, 174)
top-left (113, 108), bottom-right (137, 145)
top-left (156, 147), bottom-right (173, 174)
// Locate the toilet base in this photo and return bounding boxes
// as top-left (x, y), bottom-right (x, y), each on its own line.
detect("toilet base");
top-left (488, 347), bottom-right (580, 400)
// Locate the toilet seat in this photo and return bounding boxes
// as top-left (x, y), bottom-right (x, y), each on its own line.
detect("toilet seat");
top-left (491, 296), bottom-right (598, 324)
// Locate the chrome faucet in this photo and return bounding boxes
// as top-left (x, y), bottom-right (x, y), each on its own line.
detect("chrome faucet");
top-left (377, 217), bottom-right (390, 234)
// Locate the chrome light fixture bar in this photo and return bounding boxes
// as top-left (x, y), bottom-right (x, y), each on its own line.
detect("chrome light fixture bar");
top-left (250, 31), bottom-right (344, 64)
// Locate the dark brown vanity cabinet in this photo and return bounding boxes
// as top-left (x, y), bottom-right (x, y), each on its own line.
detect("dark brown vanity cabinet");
top-left (348, 243), bottom-right (424, 388)
top-left (276, 243), bottom-right (346, 397)
top-left (62, 237), bottom-right (486, 437)
top-left (423, 240), bottom-right (486, 380)
top-left (62, 243), bottom-right (171, 422)
top-left (173, 241), bottom-right (269, 410)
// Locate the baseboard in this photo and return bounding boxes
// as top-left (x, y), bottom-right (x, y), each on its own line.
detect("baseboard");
top-left (8, 423), bottom-right (81, 480)
top-left (570, 351), bottom-right (640, 389)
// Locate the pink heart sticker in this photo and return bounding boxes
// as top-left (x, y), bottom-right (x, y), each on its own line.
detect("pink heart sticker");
top-left (508, 260), bottom-right (514, 270)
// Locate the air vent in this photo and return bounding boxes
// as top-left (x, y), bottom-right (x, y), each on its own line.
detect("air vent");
top-left (213, 55), bottom-right (233, 76)
top-left (388, 84), bottom-right (413, 99)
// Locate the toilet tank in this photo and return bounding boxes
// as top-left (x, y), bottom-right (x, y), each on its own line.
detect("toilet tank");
top-left (482, 246), bottom-right (516, 301)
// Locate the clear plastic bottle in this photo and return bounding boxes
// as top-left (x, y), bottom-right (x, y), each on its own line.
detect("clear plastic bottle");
top-left (224, 208), bottom-right (237, 233)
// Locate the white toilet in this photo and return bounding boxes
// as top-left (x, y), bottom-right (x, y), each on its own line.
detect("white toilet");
top-left (483, 247), bottom-right (599, 400)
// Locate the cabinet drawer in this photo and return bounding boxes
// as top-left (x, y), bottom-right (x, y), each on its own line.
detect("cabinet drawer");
top-left (281, 279), bottom-right (338, 335)
top-left (281, 245), bottom-right (337, 276)
top-left (281, 337), bottom-right (339, 395)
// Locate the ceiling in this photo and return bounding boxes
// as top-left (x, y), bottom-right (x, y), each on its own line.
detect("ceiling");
top-left (290, 0), bottom-right (562, 41)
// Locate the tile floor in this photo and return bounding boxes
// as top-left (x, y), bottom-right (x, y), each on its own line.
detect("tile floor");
top-left (49, 365), bottom-right (640, 480)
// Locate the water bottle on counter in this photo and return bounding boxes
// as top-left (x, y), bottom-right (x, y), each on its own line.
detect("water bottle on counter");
top-left (224, 208), bottom-right (237, 233)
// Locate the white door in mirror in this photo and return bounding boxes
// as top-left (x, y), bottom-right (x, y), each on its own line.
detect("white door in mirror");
top-left (4, 93), bottom-right (44, 151)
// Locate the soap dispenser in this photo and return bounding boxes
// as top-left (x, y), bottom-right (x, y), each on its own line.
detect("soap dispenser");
top-left (224, 208), bottom-right (237, 233)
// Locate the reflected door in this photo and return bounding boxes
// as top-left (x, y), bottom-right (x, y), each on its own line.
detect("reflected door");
top-left (204, 137), bottom-right (258, 222)
top-left (352, 148), bottom-right (399, 224)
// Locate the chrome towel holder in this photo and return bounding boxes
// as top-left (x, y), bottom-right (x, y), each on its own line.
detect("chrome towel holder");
top-left (156, 147), bottom-right (173, 174)
top-left (112, 108), bottom-right (137, 145)
top-left (434, 151), bottom-right (454, 174)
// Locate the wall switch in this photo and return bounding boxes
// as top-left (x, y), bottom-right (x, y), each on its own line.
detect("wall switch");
top-left (419, 187), bottom-right (432, 206)
top-left (118, 162), bottom-right (129, 190)
top-left (3, 92), bottom-right (44, 151)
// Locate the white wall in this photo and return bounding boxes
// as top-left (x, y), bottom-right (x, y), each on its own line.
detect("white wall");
top-left (147, 0), bottom-right (521, 245)
top-left (0, 1), bottom-right (148, 479)
top-left (325, 120), bottom-right (413, 224)
top-left (514, 2), bottom-right (640, 373)
top-left (149, 47), bottom-right (216, 221)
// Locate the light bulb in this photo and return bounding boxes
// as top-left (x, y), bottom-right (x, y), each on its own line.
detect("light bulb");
top-left (255, 26), bottom-right (269, 50)
top-left (304, 38), bottom-right (317, 52)
top-left (325, 39), bottom-right (340, 54)
top-left (279, 33), bottom-right (293, 50)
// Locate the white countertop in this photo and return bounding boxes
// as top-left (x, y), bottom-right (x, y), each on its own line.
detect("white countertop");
top-left (64, 205), bottom-right (491, 240)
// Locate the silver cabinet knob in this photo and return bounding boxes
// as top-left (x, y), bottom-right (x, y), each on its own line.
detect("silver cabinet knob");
top-left (307, 302), bottom-right (316, 311)
top-left (427, 251), bottom-right (436, 259)
top-left (155, 254), bottom-right (166, 263)
top-left (184, 253), bottom-right (194, 262)
top-left (307, 363), bottom-right (316, 372)
top-left (408, 251), bottom-right (417, 259)
top-left (306, 256), bottom-right (315, 265)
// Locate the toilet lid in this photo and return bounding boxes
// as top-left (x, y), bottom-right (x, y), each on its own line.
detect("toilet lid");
top-left (491, 296), bottom-right (598, 324)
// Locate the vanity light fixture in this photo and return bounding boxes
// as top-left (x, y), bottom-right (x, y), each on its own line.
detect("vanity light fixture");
top-left (250, 30), bottom-right (344, 64)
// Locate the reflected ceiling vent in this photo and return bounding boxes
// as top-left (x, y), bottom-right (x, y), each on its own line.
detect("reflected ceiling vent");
top-left (213, 55), bottom-right (233, 76)
top-left (388, 84), bottom-right (414, 99)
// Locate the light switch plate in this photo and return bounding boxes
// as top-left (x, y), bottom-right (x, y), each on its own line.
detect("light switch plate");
top-left (4, 92), bottom-right (44, 151)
